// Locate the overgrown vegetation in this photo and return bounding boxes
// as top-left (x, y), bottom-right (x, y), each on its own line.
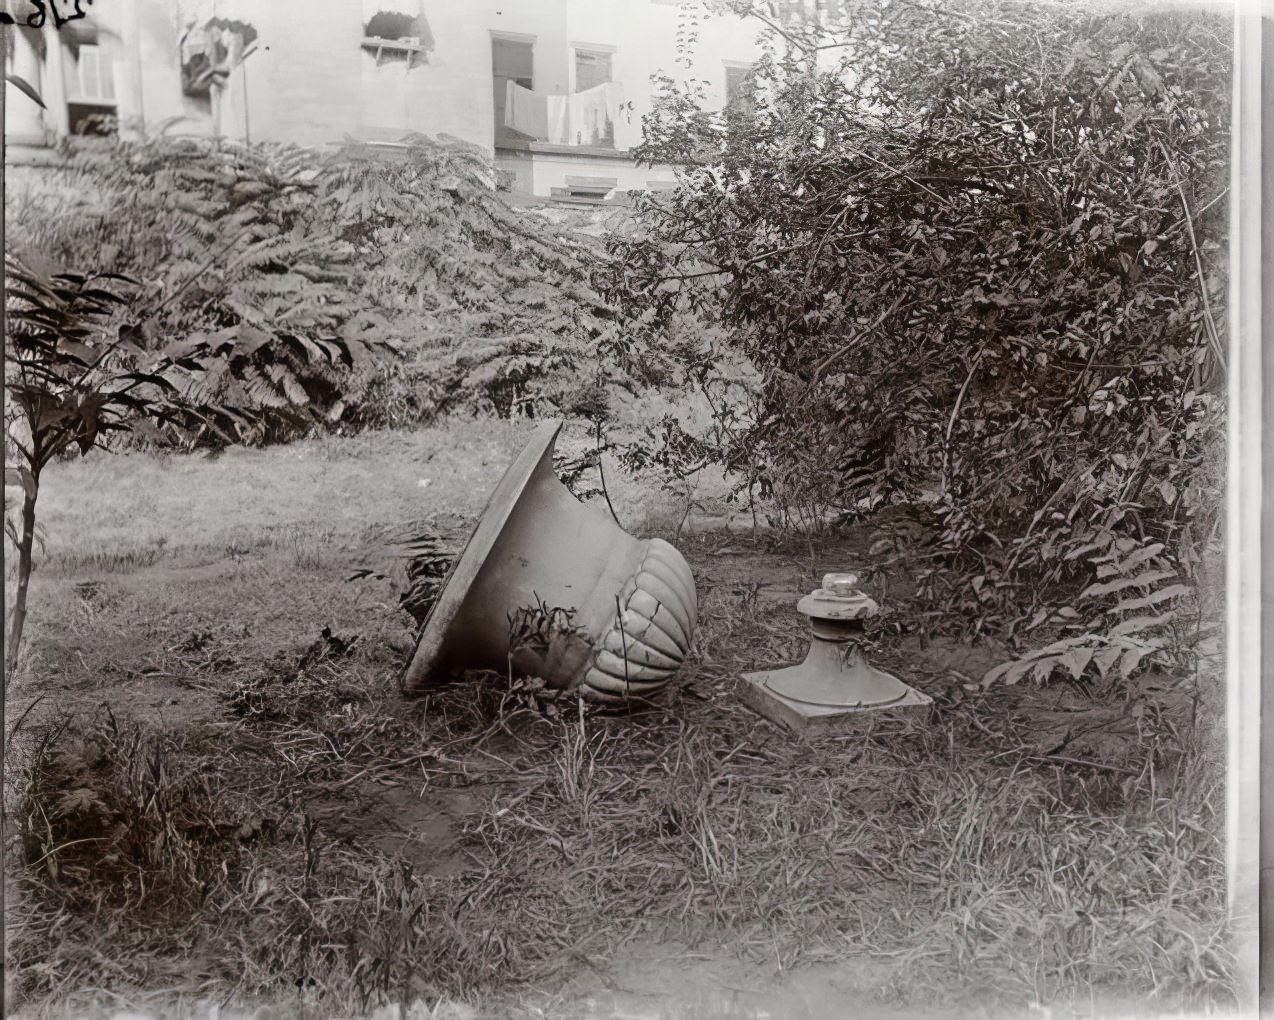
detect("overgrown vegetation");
top-left (4, 133), bottom-right (629, 666)
top-left (5, 521), bottom-right (1234, 1017)
top-left (600, 0), bottom-right (1229, 686)
top-left (4, 0), bottom-right (1236, 1015)
top-left (7, 131), bottom-right (617, 439)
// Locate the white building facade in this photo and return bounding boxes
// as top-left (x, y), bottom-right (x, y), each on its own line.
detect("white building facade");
top-left (4, 0), bottom-right (781, 198)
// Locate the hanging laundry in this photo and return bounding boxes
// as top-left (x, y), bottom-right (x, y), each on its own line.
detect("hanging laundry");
top-left (546, 94), bottom-right (570, 144)
top-left (601, 81), bottom-right (624, 125)
top-left (569, 83), bottom-right (609, 146)
top-left (504, 80), bottom-right (548, 139)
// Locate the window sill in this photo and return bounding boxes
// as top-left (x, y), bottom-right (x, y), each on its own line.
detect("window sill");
top-left (361, 36), bottom-right (429, 67)
top-left (495, 139), bottom-right (632, 161)
top-left (361, 35), bottom-right (424, 52)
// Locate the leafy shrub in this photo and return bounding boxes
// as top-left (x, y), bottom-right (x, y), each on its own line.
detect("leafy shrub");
top-left (11, 138), bottom-right (396, 442)
top-left (316, 134), bottom-right (621, 423)
top-left (8, 132), bottom-right (620, 438)
top-left (598, 0), bottom-right (1228, 680)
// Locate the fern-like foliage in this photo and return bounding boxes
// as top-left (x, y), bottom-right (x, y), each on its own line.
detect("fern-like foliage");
top-left (981, 531), bottom-right (1189, 687)
top-left (9, 132), bottom-right (621, 438)
top-left (11, 138), bottom-right (392, 442)
top-left (316, 134), bottom-right (620, 422)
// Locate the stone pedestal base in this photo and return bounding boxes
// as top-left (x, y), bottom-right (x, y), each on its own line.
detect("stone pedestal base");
top-left (739, 665), bottom-right (931, 735)
top-left (737, 577), bottom-right (931, 735)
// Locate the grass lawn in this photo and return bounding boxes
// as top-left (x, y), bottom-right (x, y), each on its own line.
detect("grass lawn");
top-left (4, 416), bottom-right (1234, 1019)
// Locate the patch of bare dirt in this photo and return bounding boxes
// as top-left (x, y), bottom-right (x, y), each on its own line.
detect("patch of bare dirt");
top-left (309, 777), bottom-right (486, 879)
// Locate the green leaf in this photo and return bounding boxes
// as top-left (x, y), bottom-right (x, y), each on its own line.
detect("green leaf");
top-left (1059, 646), bottom-right (1093, 680)
top-left (6, 73), bottom-right (46, 109)
top-left (1033, 635), bottom-right (1091, 657)
top-left (1117, 542), bottom-right (1165, 571)
top-left (1024, 608), bottom-right (1051, 632)
top-left (34, 403), bottom-right (76, 432)
top-left (235, 323), bottom-right (274, 357)
top-left (54, 787), bottom-right (105, 818)
top-left (1092, 646), bottom-right (1122, 679)
top-left (1064, 538), bottom-right (1112, 561)
top-left (1081, 569), bottom-right (1176, 599)
top-left (1118, 647), bottom-right (1147, 679)
top-left (279, 371), bottom-right (310, 406)
top-left (1111, 585), bottom-right (1189, 614)
top-left (118, 372), bottom-right (180, 394)
top-left (75, 393), bottom-right (110, 454)
top-left (1109, 612), bottom-right (1177, 636)
top-left (57, 339), bottom-right (97, 365)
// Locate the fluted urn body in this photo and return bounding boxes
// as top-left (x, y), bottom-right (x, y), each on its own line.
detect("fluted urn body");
top-left (402, 420), bottom-right (697, 701)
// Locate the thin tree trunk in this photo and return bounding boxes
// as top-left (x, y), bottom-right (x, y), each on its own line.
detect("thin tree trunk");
top-left (2, 23), bottom-right (8, 684)
top-left (2, 26), bottom-right (10, 1006)
top-left (6, 485), bottom-right (37, 678)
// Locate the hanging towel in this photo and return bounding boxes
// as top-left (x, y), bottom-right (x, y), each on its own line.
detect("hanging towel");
top-left (545, 94), bottom-right (570, 144)
top-left (504, 80), bottom-right (548, 139)
top-left (569, 83), bottom-right (609, 146)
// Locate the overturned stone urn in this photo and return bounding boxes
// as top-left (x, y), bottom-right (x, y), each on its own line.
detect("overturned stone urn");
top-left (401, 420), bottom-right (697, 701)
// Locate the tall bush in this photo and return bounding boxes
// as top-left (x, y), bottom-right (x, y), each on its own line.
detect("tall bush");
top-left (599, 0), bottom-right (1229, 678)
top-left (8, 133), bottom-right (620, 435)
top-left (10, 137), bottom-right (397, 442)
top-left (317, 134), bottom-right (620, 422)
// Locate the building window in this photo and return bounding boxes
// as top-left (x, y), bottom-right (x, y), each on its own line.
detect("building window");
top-left (362, 10), bottom-right (433, 67)
top-left (181, 18), bottom-right (258, 96)
top-left (492, 36), bottom-right (535, 144)
top-left (573, 48), bottom-right (615, 148)
top-left (551, 175), bottom-right (618, 205)
top-left (70, 43), bottom-right (113, 102)
top-left (65, 41), bottom-right (116, 135)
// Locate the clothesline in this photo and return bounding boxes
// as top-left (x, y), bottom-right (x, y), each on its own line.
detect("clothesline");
top-left (505, 80), bottom-right (624, 145)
